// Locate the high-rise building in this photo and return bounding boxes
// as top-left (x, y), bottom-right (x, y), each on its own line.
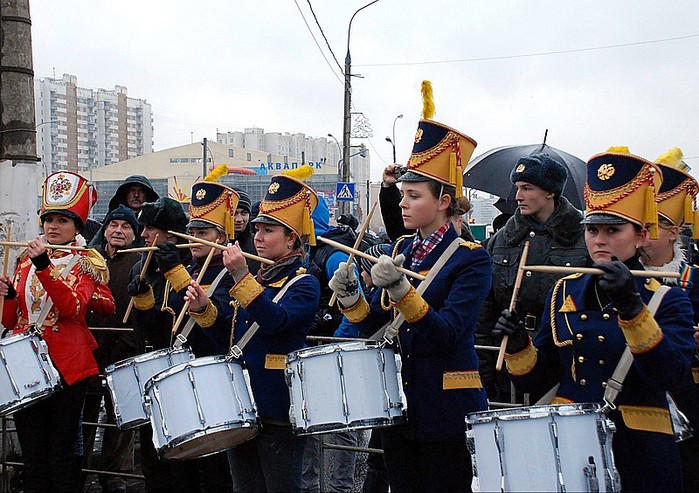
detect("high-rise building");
top-left (34, 73), bottom-right (153, 174)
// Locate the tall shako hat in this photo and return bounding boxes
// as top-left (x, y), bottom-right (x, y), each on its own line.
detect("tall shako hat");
top-left (187, 164), bottom-right (240, 239)
top-left (253, 165), bottom-right (319, 246)
top-left (583, 146), bottom-right (663, 239)
top-left (402, 81), bottom-right (477, 198)
top-left (40, 170), bottom-right (97, 229)
top-left (653, 147), bottom-right (699, 238)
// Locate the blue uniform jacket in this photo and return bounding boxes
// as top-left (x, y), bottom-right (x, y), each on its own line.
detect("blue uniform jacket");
top-left (368, 225), bottom-right (491, 442)
top-left (509, 259), bottom-right (695, 491)
top-left (232, 259), bottom-right (320, 422)
top-left (166, 255), bottom-right (235, 357)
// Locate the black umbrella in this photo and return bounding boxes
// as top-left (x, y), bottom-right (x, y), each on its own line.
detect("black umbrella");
top-left (463, 142), bottom-right (586, 210)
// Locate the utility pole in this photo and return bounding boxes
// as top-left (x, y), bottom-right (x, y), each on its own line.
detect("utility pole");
top-left (0, 0), bottom-right (40, 246)
top-left (202, 137), bottom-right (207, 178)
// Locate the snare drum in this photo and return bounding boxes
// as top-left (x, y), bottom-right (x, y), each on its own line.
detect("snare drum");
top-left (105, 347), bottom-right (193, 430)
top-left (145, 356), bottom-right (258, 461)
top-left (286, 341), bottom-right (404, 435)
top-left (0, 332), bottom-right (61, 415)
top-left (466, 403), bottom-right (620, 492)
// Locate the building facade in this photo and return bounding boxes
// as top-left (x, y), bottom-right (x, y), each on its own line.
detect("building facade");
top-left (34, 73), bottom-right (153, 174)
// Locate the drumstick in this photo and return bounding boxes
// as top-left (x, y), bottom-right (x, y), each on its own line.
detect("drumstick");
top-left (496, 241), bottom-right (531, 372)
top-left (524, 265), bottom-right (680, 278)
top-left (122, 233), bottom-right (159, 324)
top-left (117, 243), bottom-right (200, 254)
top-left (0, 223), bottom-right (12, 323)
top-left (170, 247), bottom-right (217, 336)
top-left (0, 240), bottom-right (87, 251)
top-left (329, 201), bottom-right (378, 307)
top-left (317, 236), bottom-right (425, 281)
top-left (167, 231), bottom-right (274, 265)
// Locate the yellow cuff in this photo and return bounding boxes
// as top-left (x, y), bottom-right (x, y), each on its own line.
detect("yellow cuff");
top-left (134, 287), bottom-right (155, 311)
top-left (505, 339), bottom-right (537, 376)
top-left (339, 297), bottom-right (370, 323)
top-left (164, 264), bottom-right (192, 292)
top-left (189, 301), bottom-right (218, 329)
top-left (391, 285), bottom-right (429, 323)
top-left (229, 272), bottom-right (264, 309)
top-left (619, 405), bottom-right (673, 435)
top-left (618, 305), bottom-right (664, 354)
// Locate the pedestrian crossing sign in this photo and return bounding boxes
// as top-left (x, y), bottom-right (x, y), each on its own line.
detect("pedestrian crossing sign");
top-left (336, 182), bottom-right (355, 201)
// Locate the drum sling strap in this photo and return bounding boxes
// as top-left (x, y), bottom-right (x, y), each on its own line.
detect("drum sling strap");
top-left (34, 254), bottom-right (82, 329)
top-left (173, 267), bottom-right (229, 349)
top-left (370, 237), bottom-right (463, 343)
top-left (228, 273), bottom-right (310, 359)
top-left (535, 285), bottom-right (671, 407)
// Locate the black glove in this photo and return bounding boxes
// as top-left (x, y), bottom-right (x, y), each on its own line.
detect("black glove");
top-left (154, 242), bottom-right (182, 273)
top-left (492, 309), bottom-right (529, 354)
top-left (127, 276), bottom-right (151, 296)
top-left (592, 260), bottom-right (642, 319)
top-left (30, 251), bottom-right (51, 271)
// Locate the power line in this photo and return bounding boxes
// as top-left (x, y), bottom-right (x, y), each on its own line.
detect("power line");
top-left (305, 0), bottom-right (344, 76)
top-left (292, 0), bottom-right (343, 84)
top-left (356, 33), bottom-right (699, 67)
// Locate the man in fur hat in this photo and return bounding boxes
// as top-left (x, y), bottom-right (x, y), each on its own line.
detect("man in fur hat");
top-left (475, 153), bottom-right (590, 404)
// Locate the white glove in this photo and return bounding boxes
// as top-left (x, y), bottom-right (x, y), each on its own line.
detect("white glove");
top-left (371, 254), bottom-right (411, 301)
top-left (329, 262), bottom-right (360, 308)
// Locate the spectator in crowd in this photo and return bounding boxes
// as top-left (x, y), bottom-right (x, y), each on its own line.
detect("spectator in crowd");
top-left (233, 188), bottom-right (260, 274)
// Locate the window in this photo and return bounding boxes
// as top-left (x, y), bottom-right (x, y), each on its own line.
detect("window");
top-left (246, 153), bottom-right (252, 162)
top-left (228, 149), bottom-right (234, 158)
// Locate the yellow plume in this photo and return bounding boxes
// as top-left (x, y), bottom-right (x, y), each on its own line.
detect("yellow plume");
top-left (282, 164), bottom-right (314, 181)
top-left (204, 164), bottom-right (229, 182)
top-left (655, 147), bottom-right (687, 171)
top-left (421, 80), bottom-right (435, 120)
top-left (606, 146), bottom-right (630, 154)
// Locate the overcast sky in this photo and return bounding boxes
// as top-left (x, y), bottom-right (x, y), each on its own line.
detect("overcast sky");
top-left (29, 0), bottom-right (699, 181)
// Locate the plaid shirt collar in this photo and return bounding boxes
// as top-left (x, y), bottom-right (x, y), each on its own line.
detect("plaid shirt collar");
top-left (409, 222), bottom-right (451, 270)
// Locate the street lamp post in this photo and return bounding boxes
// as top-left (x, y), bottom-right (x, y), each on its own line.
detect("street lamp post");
top-left (341, 0), bottom-right (380, 214)
top-left (327, 133), bottom-right (342, 173)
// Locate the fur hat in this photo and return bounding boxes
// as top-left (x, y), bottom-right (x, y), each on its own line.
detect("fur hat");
top-left (510, 153), bottom-right (568, 196)
top-left (138, 197), bottom-right (188, 234)
top-left (102, 204), bottom-right (140, 237)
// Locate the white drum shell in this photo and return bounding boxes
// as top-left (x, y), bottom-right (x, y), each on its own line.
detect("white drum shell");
top-left (105, 347), bottom-right (193, 430)
top-left (466, 403), bottom-right (620, 492)
top-left (145, 355), bottom-right (259, 461)
top-left (0, 332), bottom-right (61, 415)
top-left (286, 341), bottom-right (404, 435)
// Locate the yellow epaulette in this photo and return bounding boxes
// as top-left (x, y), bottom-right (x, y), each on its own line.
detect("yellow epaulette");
top-left (459, 241), bottom-right (483, 250)
top-left (79, 249), bottom-right (110, 284)
top-left (268, 276), bottom-right (289, 288)
top-left (643, 277), bottom-right (661, 292)
top-left (296, 267), bottom-right (307, 275)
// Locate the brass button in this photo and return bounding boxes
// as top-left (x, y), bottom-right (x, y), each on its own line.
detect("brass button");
top-left (578, 356), bottom-right (585, 363)
top-left (529, 231), bottom-right (536, 237)
top-left (598, 335), bottom-right (605, 342)
top-left (599, 359), bottom-right (606, 365)
top-left (565, 262), bottom-right (571, 266)
top-left (602, 313), bottom-right (611, 320)
top-left (579, 379), bottom-right (587, 386)
top-left (576, 333), bottom-right (583, 340)
top-left (406, 328), bottom-right (411, 333)
top-left (526, 271), bottom-right (532, 277)
top-left (601, 381), bottom-right (607, 388)
top-left (503, 259), bottom-right (508, 264)
top-left (580, 314), bottom-right (588, 321)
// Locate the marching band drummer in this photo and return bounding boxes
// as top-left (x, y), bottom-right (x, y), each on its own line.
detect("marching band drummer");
top-left (329, 83), bottom-right (492, 492)
top-left (639, 148), bottom-right (699, 491)
top-left (156, 169), bottom-right (239, 491)
top-left (221, 166), bottom-right (320, 492)
top-left (494, 147), bottom-right (696, 492)
top-left (0, 171), bottom-right (114, 492)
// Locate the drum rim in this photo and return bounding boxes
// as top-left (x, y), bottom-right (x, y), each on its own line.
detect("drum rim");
top-left (105, 346), bottom-right (193, 373)
top-left (287, 341), bottom-right (385, 360)
top-left (143, 355), bottom-right (246, 390)
top-left (0, 331), bottom-right (41, 345)
top-left (157, 423), bottom-right (259, 461)
top-left (465, 402), bottom-right (604, 424)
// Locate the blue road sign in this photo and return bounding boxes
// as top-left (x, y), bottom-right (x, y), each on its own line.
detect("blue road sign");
top-left (336, 182), bottom-right (355, 202)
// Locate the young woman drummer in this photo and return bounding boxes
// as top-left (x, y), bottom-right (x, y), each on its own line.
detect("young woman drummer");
top-left (221, 166), bottom-right (320, 492)
top-left (329, 82), bottom-right (492, 492)
top-left (0, 171), bottom-right (114, 492)
top-left (494, 148), bottom-right (696, 491)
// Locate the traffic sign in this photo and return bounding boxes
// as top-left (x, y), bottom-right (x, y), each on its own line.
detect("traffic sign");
top-left (336, 182), bottom-right (355, 202)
